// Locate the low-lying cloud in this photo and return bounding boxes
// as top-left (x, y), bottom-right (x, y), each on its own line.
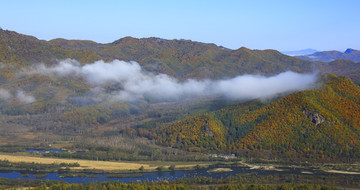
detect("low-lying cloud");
top-left (0, 88), bottom-right (12, 100)
top-left (15, 90), bottom-right (36, 104)
top-left (30, 59), bottom-right (318, 102)
top-left (0, 88), bottom-right (35, 104)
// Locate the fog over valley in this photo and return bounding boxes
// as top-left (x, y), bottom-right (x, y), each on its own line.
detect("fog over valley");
top-left (20, 59), bottom-right (319, 103)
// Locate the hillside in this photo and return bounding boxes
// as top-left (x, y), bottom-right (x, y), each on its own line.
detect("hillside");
top-left (157, 74), bottom-right (360, 161)
top-left (296, 48), bottom-right (360, 62)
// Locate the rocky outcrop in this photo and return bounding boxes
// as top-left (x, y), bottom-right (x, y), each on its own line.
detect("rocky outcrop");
top-left (303, 110), bottom-right (325, 125)
top-left (205, 126), bottom-right (214, 137)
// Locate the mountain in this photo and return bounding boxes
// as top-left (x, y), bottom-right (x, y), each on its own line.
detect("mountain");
top-left (0, 29), bottom-right (103, 82)
top-left (0, 29), bottom-right (102, 66)
top-left (318, 59), bottom-right (360, 85)
top-left (50, 37), bottom-right (315, 79)
top-left (157, 74), bottom-right (360, 161)
top-left (0, 29), bottom-right (318, 129)
top-left (1, 29), bottom-right (360, 162)
top-left (296, 48), bottom-right (360, 62)
top-left (281, 48), bottom-right (317, 56)
top-left (5, 28), bottom-right (360, 84)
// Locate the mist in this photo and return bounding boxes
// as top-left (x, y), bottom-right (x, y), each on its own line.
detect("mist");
top-left (0, 88), bottom-right (12, 100)
top-left (15, 90), bottom-right (36, 104)
top-left (31, 59), bottom-right (318, 102)
top-left (0, 88), bottom-right (35, 104)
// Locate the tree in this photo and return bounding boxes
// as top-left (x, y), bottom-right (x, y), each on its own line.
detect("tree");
top-left (168, 164), bottom-right (175, 171)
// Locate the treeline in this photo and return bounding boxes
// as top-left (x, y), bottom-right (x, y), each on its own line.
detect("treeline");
top-left (29, 183), bottom-right (340, 190)
top-left (0, 159), bottom-right (79, 173)
top-left (1, 172), bottom-right (359, 189)
top-left (178, 173), bottom-right (360, 187)
top-left (44, 143), bottom-right (222, 162)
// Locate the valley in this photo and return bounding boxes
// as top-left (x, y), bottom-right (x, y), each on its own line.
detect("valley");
top-left (0, 28), bottom-right (360, 189)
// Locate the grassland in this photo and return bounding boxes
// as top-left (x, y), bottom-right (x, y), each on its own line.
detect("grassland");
top-left (0, 153), bottom-right (209, 172)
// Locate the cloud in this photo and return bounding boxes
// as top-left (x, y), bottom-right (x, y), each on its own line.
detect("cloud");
top-left (30, 59), bottom-right (318, 102)
top-left (15, 90), bottom-right (35, 104)
top-left (0, 88), bottom-right (35, 104)
top-left (0, 88), bottom-right (12, 100)
top-left (214, 72), bottom-right (316, 100)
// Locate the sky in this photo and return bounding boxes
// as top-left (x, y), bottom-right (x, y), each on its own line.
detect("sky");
top-left (1, 0), bottom-right (359, 51)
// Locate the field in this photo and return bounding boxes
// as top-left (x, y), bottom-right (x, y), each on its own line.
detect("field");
top-left (0, 153), bottom-right (209, 172)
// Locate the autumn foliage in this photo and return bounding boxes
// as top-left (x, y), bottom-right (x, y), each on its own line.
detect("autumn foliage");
top-left (157, 74), bottom-right (360, 161)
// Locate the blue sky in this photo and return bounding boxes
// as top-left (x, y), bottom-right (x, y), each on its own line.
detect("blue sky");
top-left (1, 0), bottom-right (359, 51)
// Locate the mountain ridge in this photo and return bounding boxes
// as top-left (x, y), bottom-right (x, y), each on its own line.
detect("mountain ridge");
top-left (0, 28), bottom-right (316, 81)
top-left (296, 48), bottom-right (360, 62)
top-left (49, 35), bottom-right (315, 80)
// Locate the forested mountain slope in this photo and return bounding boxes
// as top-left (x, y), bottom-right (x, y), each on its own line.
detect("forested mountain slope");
top-left (157, 74), bottom-right (360, 161)
top-left (318, 59), bottom-right (360, 85)
top-left (0, 29), bottom-right (102, 81)
top-left (0, 29), bottom-right (101, 66)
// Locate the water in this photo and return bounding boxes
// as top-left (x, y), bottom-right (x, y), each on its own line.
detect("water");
top-left (0, 167), bottom-right (338, 183)
top-left (26, 149), bottom-right (67, 152)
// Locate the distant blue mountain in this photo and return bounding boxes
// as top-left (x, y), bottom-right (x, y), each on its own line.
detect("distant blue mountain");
top-left (295, 48), bottom-right (360, 62)
top-left (281, 49), bottom-right (317, 56)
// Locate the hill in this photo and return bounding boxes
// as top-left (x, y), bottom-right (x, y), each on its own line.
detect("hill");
top-left (157, 74), bottom-right (360, 161)
top-left (296, 48), bottom-right (360, 62)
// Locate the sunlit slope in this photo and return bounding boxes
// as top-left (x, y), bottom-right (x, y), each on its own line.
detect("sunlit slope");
top-left (158, 74), bottom-right (360, 160)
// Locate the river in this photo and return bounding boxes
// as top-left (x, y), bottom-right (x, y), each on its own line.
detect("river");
top-left (1, 166), bottom-right (354, 183)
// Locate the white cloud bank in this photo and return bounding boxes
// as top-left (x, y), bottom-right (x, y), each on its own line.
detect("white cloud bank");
top-left (31, 59), bottom-right (318, 102)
